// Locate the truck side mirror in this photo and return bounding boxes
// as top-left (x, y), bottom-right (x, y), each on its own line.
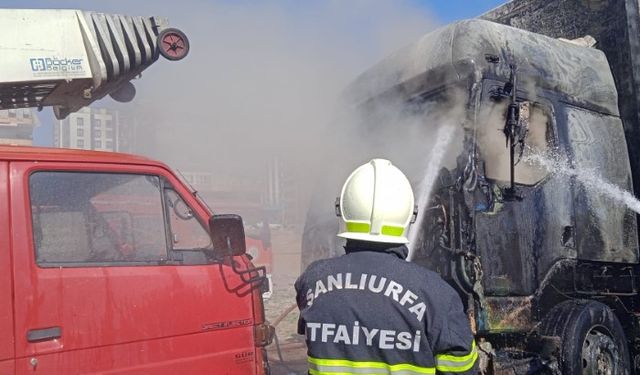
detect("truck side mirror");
top-left (209, 214), bottom-right (246, 256)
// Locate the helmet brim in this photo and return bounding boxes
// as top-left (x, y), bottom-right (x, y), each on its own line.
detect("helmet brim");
top-left (337, 231), bottom-right (409, 244)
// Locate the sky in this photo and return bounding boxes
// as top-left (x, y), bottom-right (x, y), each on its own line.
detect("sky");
top-left (413, 1), bottom-right (506, 22)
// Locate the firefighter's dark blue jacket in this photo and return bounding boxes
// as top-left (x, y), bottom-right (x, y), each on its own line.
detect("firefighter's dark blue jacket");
top-left (295, 241), bottom-right (478, 374)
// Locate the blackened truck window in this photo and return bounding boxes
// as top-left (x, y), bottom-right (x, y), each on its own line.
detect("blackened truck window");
top-left (29, 172), bottom-right (169, 266)
top-left (478, 101), bottom-right (552, 185)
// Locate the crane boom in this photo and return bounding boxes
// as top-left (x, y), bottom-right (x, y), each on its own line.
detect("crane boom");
top-left (0, 9), bottom-right (189, 119)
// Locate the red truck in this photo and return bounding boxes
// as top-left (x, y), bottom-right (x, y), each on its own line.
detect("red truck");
top-left (0, 145), bottom-right (272, 374)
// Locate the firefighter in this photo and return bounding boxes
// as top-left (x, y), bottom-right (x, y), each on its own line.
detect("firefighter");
top-left (295, 158), bottom-right (478, 375)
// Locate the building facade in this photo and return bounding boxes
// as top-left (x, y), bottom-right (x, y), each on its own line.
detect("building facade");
top-left (54, 107), bottom-right (134, 152)
top-left (0, 109), bottom-right (39, 145)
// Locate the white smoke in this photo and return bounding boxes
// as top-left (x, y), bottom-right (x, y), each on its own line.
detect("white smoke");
top-left (525, 151), bottom-right (640, 214)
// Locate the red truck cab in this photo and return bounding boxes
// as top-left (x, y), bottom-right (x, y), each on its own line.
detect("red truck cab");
top-left (0, 146), bottom-right (271, 374)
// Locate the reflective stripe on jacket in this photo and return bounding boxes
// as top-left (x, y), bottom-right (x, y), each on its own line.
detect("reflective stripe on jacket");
top-left (295, 243), bottom-right (478, 375)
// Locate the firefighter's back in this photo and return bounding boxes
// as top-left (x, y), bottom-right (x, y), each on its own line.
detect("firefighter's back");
top-left (296, 243), bottom-right (477, 374)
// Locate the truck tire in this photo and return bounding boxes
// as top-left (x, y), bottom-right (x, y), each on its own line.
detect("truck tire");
top-left (539, 300), bottom-right (630, 374)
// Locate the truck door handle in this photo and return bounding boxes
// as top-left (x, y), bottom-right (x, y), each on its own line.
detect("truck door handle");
top-left (27, 326), bottom-right (61, 342)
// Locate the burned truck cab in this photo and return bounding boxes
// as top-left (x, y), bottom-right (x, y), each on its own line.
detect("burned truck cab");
top-left (420, 19), bottom-right (639, 325)
top-left (304, 19), bottom-right (640, 372)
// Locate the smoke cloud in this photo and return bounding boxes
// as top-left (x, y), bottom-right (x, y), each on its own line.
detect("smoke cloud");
top-left (19, 0), bottom-right (459, 271)
top-left (102, 1), bottom-right (441, 180)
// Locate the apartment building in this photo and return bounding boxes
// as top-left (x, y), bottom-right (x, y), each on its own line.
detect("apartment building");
top-left (0, 109), bottom-right (39, 145)
top-left (54, 107), bottom-right (134, 152)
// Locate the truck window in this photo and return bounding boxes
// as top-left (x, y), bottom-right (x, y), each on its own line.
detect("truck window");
top-left (164, 188), bottom-right (211, 251)
top-left (30, 172), bottom-right (169, 265)
top-left (478, 101), bottom-right (553, 185)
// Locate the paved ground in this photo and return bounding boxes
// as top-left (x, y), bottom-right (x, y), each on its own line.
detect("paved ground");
top-left (264, 229), bottom-right (309, 375)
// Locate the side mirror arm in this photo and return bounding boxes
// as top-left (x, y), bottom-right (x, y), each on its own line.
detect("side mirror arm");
top-left (225, 243), bottom-right (267, 286)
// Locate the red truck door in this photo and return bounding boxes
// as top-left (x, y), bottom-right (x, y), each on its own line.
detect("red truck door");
top-left (0, 161), bottom-right (15, 374)
top-left (11, 162), bottom-right (260, 374)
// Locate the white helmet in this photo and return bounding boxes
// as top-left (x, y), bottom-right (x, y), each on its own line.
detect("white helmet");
top-left (337, 159), bottom-right (416, 244)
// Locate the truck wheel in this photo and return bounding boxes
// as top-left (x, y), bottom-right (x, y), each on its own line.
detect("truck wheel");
top-left (540, 300), bottom-right (630, 374)
top-left (157, 28), bottom-right (189, 61)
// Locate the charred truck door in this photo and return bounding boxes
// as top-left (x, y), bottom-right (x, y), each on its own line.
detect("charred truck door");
top-left (471, 78), bottom-right (575, 332)
top-left (563, 106), bottom-right (638, 265)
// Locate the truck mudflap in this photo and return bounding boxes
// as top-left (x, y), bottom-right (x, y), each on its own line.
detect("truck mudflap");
top-left (478, 335), bottom-right (561, 374)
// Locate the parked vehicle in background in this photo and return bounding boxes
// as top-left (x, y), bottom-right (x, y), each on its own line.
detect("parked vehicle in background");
top-left (0, 145), bottom-right (272, 374)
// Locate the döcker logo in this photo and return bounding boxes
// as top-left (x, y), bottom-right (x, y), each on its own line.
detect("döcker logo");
top-left (30, 57), bottom-right (84, 73)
